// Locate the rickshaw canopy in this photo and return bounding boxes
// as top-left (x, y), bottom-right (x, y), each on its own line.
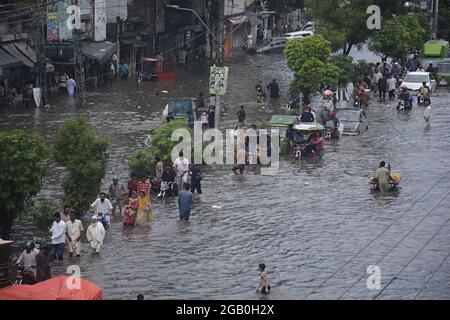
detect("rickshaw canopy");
top-left (293, 123), bottom-right (325, 131)
top-left (268, 115), bottom-right (298, 127)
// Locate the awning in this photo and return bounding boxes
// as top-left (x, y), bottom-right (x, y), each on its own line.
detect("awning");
top-left (1, 43), bottom-right (35, 68)
top-left (228, 15), bottom-right (248, 25)
top-left (81, 41), bottom-right (117, 63)
top-left (120, 38), bottom-right (147, 48)
top-left (14, 42), bottom-right (37, 64)
top-left (0, 49), bottom-right (21, 68)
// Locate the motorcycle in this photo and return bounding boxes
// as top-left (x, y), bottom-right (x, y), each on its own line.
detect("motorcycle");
top-left (417, 94), bottom-right (430, 107)
top-left (397, 97), bottom-right (413, 111)
top-left (15, 265), bottom-right (36, 285)
top-left (256, 90), bottom-right (266, 103)
top-left (96, 212), bottom-right (110, 229)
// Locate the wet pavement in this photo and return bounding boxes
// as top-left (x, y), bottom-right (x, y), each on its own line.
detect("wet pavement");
top-left (1, 50), bottom-right (450, 300)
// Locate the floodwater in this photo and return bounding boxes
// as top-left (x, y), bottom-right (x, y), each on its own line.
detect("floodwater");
top-left (1, 50), bottom-right (450, 300)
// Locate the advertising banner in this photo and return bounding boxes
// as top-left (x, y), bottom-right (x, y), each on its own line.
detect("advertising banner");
top-left (209, 66), bottom-right (229, 96)
top-left (94, 0), bottom-right (107, 41)
top-left (47, 11), bottom-right (59, 41)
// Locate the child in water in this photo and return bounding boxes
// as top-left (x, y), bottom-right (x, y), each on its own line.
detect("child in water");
top-left (257, 263), bottom-right (270, 294)
top-left (129, 191), bottom-right (138, 215)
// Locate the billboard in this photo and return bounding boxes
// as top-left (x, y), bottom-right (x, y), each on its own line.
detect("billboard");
top-left (209, 66), bottom-right (229, 96)
top-left (94, 0), bottom-right (107, 41)
top-left (79, 0), bottom-right (91, 20)
top-left (47, 11), bottom-right (59, 41)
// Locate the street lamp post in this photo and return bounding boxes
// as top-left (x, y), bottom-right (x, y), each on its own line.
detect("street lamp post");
top-left (432, 0), bottom-right (439, 38)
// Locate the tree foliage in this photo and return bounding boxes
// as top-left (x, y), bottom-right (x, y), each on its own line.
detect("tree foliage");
top-left (53, 116), bottom-right (108, 215)
top-left (285, 35), bottom-right (341, 96)
top-left (369, 13), bottom-right (430, 61)
top-left (438, 0), bottom-right (450, 41)
top-left (0, 130), bottom-right (49, 239)
top-left (305, 0), bottom-right (410, 55)
top-left (23, 199), bottom-right (55, 229)
top-left (330, 54), bottom-right (354, 85)
top-left (127, 120), bottom-right (191, 179)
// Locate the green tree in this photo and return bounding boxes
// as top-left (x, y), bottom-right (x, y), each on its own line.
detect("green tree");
top-left (127, 120), bottom-right (191, 179)
top-left (369, 13), bottom-right (430, 62)
top-left (438, 0), bottom-right (450, 40)
top-left (0, 130), bottom-right (49, 239)
top-left (285, 35), bottom-right (341, 99)
top-left (53, 116), bottom-right (108, 215)
top-left (305, 0), bottom-right (409, 55)
top-left (331, 54), bottom-right (354, 85)
top-left (22, 199), bottom-right (55, 229)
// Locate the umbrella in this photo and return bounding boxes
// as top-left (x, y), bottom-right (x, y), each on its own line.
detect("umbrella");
top-left (323, 90), bottom-right (333, 96)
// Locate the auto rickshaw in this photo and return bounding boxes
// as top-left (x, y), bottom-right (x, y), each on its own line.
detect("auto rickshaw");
top-left (288, 122), bottom-right (325, 159)
top-left (267, 115), bottom-right (298, 155)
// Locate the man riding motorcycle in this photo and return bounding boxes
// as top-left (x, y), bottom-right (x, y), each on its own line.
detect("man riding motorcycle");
top-left (354, 81), bottom-right (369, 107)
top-left (16, 241), bottom-right (39, 284)
top-left (255, 81), bottom-right (266, 103)
top-left (418, 82), bottom-right (431, 106)
top-left (397, 85), bottom-right (413, 110)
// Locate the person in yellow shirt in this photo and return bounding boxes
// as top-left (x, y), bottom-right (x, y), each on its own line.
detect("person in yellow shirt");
top-left (136, 191), bottom-right (152, 226)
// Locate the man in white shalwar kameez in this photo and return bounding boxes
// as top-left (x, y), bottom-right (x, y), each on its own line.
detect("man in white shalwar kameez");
top-left (86, 216), bottom-right (105, 253)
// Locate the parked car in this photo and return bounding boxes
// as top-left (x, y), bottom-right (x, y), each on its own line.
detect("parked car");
top-left (256, 37), bottom-right (288, 54)
top-left (336, 108), bottom-right (367, 135)
top-left (284, 30), bottom-right (313, 41)
top-left (400, 71), bottom-right (435, 94)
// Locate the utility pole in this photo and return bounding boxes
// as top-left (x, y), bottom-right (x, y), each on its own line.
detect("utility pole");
top-left (214, 0), bottom-right (225, 129)
top-left (35, 0), bottom-right (47, 107)
top-left (116, 16), bottom-right (121, 79)
top-left (432, 0), bottom-right (439, 38)
top-left (74, 0), bottom-right (86, 107)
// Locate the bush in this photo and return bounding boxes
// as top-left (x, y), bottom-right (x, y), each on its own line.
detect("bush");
top-left (24, 199), bottom-right (55, 229)
top-left (128, 120), bottom-right (192, 179)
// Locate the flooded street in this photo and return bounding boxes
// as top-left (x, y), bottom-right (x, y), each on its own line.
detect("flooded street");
top-left (1, 51), bottom-right (450, 300)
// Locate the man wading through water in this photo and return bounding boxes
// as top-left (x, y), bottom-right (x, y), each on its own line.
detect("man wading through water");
top-left (178, 183), bottom-right (194, 221)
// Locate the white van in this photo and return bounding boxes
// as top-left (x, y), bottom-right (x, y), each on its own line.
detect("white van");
top-left (284, 30), bottom-right (314, 40)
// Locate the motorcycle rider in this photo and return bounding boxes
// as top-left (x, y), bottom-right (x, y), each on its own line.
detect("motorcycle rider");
top-left (419, 81), bottom-right (431, 105)
top-left (354, 81), bottom-right (368, 107)
top-left (90, 192), bottom-right (113, 227)
top-left (16, 241), bottom-right (39, 284)
top-left (300, 106), bottom-right (315, 123)
top-left (392, 62), bottom-right (402, 80)
top-left (398, 85), bottom-right (412, 110)
top-left (255, 81), bottom-right (266, 102)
